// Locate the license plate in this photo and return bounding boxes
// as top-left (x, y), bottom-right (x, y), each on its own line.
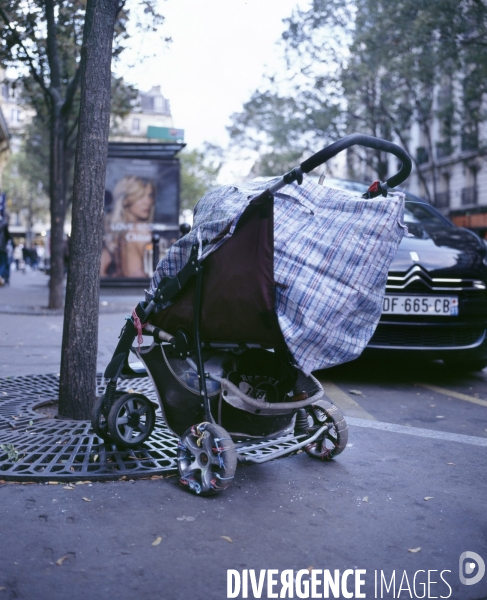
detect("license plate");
top-left (383, 295), bottom-right (459, 316)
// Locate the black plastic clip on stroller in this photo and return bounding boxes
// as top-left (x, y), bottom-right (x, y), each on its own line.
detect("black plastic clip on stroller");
top-left (93, 134), bottom-right (412, 495)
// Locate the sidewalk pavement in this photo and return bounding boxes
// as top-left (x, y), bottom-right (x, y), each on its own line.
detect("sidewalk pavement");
top-left (0, 268), bottom-right (142, 377)
top-left (0, 269), bottom-right (486, 600)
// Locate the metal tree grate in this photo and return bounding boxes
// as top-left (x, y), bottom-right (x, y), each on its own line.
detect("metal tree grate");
top-left (0, 373), bottom-right (308, 483)
top-left (0, 374), bottom-right (179, 482)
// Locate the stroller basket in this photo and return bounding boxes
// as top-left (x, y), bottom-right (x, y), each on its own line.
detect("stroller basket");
top-left (96, 134), bottom-right (412, 496)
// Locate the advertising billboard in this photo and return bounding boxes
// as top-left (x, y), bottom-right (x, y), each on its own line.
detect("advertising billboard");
top-left (101, 143), bottom-right (184, 282)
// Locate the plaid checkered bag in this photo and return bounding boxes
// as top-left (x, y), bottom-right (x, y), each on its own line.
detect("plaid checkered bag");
top-left (147, 178), bottom-right (406, 375)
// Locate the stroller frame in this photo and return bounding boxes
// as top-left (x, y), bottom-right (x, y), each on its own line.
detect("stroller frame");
top-left (94, 134), bottom-right (412, 495)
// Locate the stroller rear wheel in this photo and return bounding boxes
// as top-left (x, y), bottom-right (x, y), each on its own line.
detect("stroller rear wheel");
top-left (178, 423), bottom-right (237, 496)
top-left (107, 393), bottom-right (156, 448)
top-left (302, 400), bottom-right (348, 460)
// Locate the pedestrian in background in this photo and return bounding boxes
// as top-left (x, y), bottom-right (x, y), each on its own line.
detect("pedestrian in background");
top-left (0, 216), bottom-right (11, 286)
top-left (13, 243), bottom-right (24, 273)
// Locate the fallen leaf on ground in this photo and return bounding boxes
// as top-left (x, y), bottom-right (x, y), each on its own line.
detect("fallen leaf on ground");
top-left (150, 475), bottom-right (163, 480)
top-left (408, 547), bottom-right (421, 553)
top-left (176, 516), bottom-right (195, 522)
top-left (446, 462), bottom-right (456, 466)
top-left (424, 497), bottom-right (434, 501)
top-left (221, 536), bottom-right (233, 543)
top-left (363, 496), bottom-right (369, 502)
top-left (151, 536), bottom-right (162, 546)
top-left (56, 555), bottom-right (69, 566)
top-left (48, 481), bottom-right (59, 485)
top-left (82, 497), bottom-right (91, 502)
top-left (307, 566), bottom-right (314, 573)
top-left (349, 389), bottom-right (363, 396)
top-left (63, 486), bottom-right (75, 490)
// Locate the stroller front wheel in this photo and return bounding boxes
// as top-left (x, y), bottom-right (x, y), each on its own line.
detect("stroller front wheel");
top-left (178, 423), bottom-right (237, 496)
top-left (91, 393), bottom-right (114, 442)
top-left (107, 393), bottom-right (156, 448)
top-left (302, 400), bottom-right (348, 461)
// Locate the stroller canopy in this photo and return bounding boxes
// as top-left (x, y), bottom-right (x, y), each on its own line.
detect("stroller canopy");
top-left (147, 178), bottom-right (406, 375)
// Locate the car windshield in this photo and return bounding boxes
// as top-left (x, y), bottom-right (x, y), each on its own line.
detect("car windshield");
top-left (308, 177), bottom-right (452, 227)
top-left (403, 202), bottom-right (449, 227)
top-left (323, 178), bottom-right (368, 193)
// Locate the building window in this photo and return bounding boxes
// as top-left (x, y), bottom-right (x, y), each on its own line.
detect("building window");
top-left (10, 109), bottom-right (20, 125)
top-left (141, 96), bottom-right (153, 111)
top-left (461, 167), bottom-right (478, 206)
top-left (416, 147), bottom-right (429, 165)
top-left (434, 173), bottom-right (450, 209)
top-left (461, 129), bottom-right (478, 152)
top-left (461, 187), bottom-right (477, 206)
top-left (436, 141), bottom-right (452, 160)
top-left (132, 118), bottom-right (140, 133)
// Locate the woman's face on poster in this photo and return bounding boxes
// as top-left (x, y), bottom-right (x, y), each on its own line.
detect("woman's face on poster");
top-left (126, 183), bottom-right (155, 221)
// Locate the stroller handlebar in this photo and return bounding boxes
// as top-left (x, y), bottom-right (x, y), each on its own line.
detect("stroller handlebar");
top-left (300, 134), bottom-right (412, 189)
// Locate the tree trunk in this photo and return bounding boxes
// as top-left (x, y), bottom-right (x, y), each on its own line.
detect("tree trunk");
top-left (58, 0), bottom-right (119, 419)
top-left (48, 108), bottom-right (67, 309)
top-left (45, 0), bottom-right (68, 310)
top-left (425, 125), bottom-right (437, 206)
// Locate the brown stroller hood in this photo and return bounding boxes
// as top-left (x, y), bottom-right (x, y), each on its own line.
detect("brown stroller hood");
top-left (150, 191), bottom-right (285, 347)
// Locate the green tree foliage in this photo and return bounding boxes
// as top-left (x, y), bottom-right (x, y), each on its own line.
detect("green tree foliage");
top-left (179, 145), bottom-right (222, 211)
top-left (230, 0), bottom-right (487, 191)
top-left (2, 147), bottom-right (49, 239)
top-left (0, 0), bottom-right (165, 308)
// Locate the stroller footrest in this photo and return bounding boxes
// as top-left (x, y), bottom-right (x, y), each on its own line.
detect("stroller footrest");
top-left (236, 424), bottom-right (330, 464)
top-left (220, 375), bottom-right (324, 416)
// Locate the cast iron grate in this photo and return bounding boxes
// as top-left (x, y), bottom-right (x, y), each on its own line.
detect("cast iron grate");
top-left (0, 373), bottom-right (180, 481)
top-left (0, 373), bottom-right (303, 482)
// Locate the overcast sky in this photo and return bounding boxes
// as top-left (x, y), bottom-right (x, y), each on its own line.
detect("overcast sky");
top-left (119, 0), bottom-right (304, 152)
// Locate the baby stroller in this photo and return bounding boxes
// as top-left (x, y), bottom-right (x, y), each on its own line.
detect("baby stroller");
top-left (93, 134), bottom-right (412, 495)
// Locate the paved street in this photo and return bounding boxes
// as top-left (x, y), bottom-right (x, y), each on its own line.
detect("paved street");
top-left (0, 270), bottom-right (486, 600)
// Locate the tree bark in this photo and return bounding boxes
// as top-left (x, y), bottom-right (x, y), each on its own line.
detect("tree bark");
top-left (45, 0), bottom-right (68, 310)
top-left (48, 109), bottom-right (68, 309)
top-left (58, 0), bottom-right (120, 419)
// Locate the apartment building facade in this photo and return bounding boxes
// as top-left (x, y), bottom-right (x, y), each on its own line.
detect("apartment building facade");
top-left (110, 85), bottom-right (184, 143)
top-left (403, 82), bottom-right (487, 236)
